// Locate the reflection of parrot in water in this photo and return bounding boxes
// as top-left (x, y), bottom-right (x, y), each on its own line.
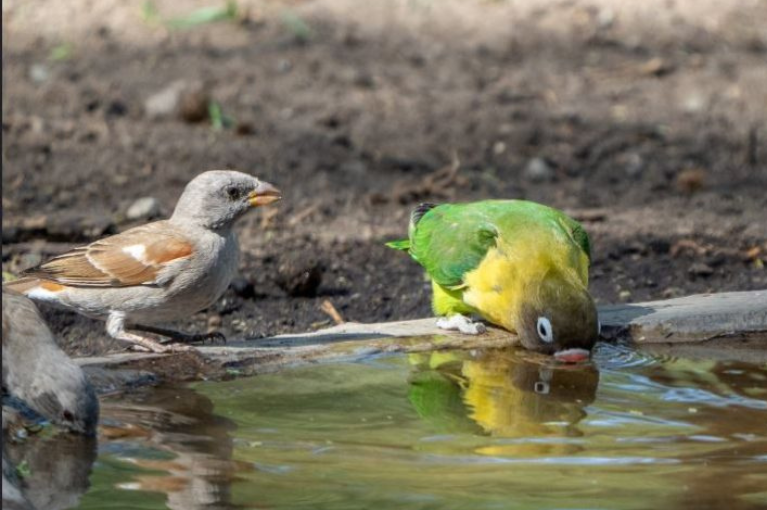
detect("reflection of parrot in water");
top-left (407, 350), bottom-right (600, 456)
top-left (388, 200), bottom-right (600, 361)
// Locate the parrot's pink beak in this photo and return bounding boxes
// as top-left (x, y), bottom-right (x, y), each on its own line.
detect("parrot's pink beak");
top-left (554, 348), bottom-right (591, 363)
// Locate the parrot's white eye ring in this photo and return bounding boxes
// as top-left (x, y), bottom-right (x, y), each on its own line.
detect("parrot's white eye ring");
top-left (536, 317), bottom-right (554, 343)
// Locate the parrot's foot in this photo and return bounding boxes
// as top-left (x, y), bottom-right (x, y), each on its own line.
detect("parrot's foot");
top-left (436, 314), bottom-right (487, 335)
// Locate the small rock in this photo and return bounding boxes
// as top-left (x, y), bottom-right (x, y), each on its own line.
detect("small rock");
top-left (144, 80), bottom-right (187, 119)
top-left (178, 89), bottom-right (210, 123)
top-left (618, 290), bottom-right (632, 301)
top-left (524, 157), bottom-right (555, 183)
top-left (676, 168), bottom-right (706, 193)
top-left (682, 91), bottom-right (708, 113)
top-left (689, 263), bottom-right (714, 277)
top-left (235, 122), bottom-right (255, 136)
top-left (144, 80), bottom-right (208, 121)
top-left (126, 197), bottom-right (160, 221)
top-left (276, 253), bottom-right (323, 297)
top-left (29, 63), bottom-right (50, 84)
top-left (624, 152), bottom-right (644, 177)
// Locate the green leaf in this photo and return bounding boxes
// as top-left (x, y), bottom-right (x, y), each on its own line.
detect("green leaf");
top-left (166, 1), bottom-right (239, 30)
top-left (280, 11), bottom-right (313, 43)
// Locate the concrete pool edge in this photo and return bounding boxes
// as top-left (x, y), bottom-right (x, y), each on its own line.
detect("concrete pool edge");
top-left (76, 290), bottom-right (767, 395)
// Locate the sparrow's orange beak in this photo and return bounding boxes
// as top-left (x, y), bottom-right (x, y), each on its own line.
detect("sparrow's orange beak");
top-left (248, 182), bottom-right (282, 207)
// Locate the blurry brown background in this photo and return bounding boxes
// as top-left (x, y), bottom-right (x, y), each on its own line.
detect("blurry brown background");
top-left (2, 0), bottom-right (766, 354)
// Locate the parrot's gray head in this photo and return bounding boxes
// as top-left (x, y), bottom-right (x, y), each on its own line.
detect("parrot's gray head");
top-left (171, 170), bottom-right (281, 230)
top-left (516, 272), bottom-right (600, 362)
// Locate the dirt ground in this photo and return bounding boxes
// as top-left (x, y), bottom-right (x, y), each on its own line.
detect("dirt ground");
top-left (2, 0), bottom-right (766, 356)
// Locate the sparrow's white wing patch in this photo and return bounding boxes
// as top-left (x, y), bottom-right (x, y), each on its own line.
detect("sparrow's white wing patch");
top-left (122, 244), bottom-right (148, 262)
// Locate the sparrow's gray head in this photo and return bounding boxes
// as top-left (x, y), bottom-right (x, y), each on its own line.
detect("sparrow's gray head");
top-left (2, 290), bottom-right (100, 436)
top-left (171, 170), bottom-right (282, 229)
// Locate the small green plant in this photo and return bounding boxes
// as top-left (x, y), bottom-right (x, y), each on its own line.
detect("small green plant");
top-left (167, 0), bottom-right (239, 29)
top-left (208, 101), bottom-right (235, 131)
top-left (280, 11), bottom-right (313, 43)
top-left (49, 43), bottom-right (73, 61)
top-left (140, 0), bottom-right (162, 26)
top-left (141, 1), bottom-right (240, 30)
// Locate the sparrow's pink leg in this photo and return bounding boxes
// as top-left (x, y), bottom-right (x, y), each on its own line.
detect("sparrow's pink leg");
top-left (106, 312), bottom-right (192, 353)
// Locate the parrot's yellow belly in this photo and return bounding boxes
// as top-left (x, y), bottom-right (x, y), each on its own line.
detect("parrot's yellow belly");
top-left (431, 238), bottom-right (589, 333)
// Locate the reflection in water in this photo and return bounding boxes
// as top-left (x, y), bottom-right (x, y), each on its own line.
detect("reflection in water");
top-left (96, 386), bottom-right (244, 510)
top-left (407, 349), bottom-right (599, 456)
top-left (3, 429), bottom-right (97, 510)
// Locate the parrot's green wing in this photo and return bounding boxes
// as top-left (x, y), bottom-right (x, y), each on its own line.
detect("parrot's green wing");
top-left (406, 200), bottom-right (592, 288)
top-left (408, 203), bottom-right (499, 288)
top-left (560, 215), bottom-right (591, 260)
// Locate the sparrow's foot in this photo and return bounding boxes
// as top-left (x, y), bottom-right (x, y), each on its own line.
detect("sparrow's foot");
top-left (127, 341), bottom-right (195, 353)
top-left (436, 314), bottom-right (487, 335)
top-left (109, 313), bottom-right (198, 353)
top-left (133, 325), bottom-right (227, 345)
top-left (123, 335), bottom-right (173, 353)
top-left (159, 331), bottom-right (226, 345)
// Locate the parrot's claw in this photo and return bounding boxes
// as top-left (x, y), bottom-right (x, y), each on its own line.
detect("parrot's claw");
top-left (436, 315), bottom-right (487, 335)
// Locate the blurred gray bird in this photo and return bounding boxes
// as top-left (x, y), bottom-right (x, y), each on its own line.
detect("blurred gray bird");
top-left (2, 288), bottom-right (99, 435)
top-left (4, 170), bottom-right (281, 353)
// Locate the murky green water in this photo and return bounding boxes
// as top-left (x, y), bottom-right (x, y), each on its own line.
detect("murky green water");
top-left (62, 344), bottom-right (767, 509)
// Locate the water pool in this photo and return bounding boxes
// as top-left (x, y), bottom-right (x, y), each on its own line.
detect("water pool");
top-left (28, 343), bottom-right (767, 510)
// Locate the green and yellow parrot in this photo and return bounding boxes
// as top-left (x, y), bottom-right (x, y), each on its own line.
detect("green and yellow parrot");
top-left (388, 200), bottom-right (600, 361)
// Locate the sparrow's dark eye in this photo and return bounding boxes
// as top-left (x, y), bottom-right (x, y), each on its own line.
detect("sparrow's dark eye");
top-left (226, 186), bottom-right (242, 200)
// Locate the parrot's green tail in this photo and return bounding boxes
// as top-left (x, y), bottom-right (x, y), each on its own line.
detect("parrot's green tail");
top-left (385, 239), bottom-right (410, 251)
top-left (386, 203), bottom-right (438, 252)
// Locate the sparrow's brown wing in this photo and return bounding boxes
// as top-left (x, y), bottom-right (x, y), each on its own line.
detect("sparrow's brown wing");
top-left (23, 222), bottom-right (194, 287)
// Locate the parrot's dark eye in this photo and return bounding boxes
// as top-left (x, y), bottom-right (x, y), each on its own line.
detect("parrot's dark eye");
top-left (537, 317), bottom-right (554, 343)
top-left (226, 186), bottom-right (242, 201)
